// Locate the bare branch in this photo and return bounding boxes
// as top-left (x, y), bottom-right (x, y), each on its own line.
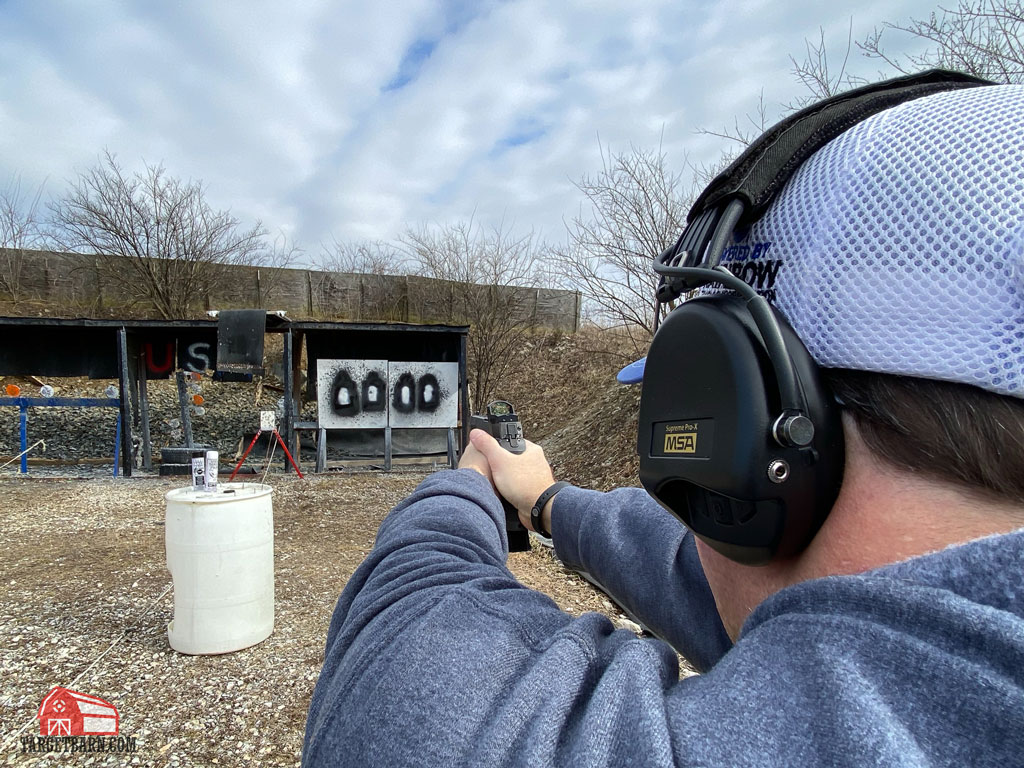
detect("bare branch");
top-left (316, 238), bottom-right (407, 276)
top-left (0, 176), bottom-right (47, 302)
top-left (696, 91), bottom-right (772, 148)
top-left (49, 152), bottom-right (277, 318)
top-left (860, 0), bottom-right (1024, 84)
top-left (554, 142), bottom-right (689, 356)
top-left (786, 21), bottom-right (866, 109)
top-left (399, 220), bottom-right (543, 403)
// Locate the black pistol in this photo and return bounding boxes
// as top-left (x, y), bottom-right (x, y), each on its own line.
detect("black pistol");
top-left (470, 400), bottom-right (530, 552)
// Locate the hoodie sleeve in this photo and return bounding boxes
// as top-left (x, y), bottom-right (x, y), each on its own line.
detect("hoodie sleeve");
top-left (303, 470), bottom-right (1022, 768)
top-left (302, 469), bottom-right (687, 767)
top-left (550, 485), bottom-right (732, 671)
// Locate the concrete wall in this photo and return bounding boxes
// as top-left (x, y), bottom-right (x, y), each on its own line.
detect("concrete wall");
top-left (0, 248), bottom-right (581, 331)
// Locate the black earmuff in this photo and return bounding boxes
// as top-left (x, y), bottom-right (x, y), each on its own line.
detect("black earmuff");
top-left (637, 70), bottom-right (991, 564)
top-left (638, 294), bottom-right (844, 564)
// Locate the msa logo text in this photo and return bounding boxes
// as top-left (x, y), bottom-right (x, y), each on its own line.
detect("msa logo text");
top-left (664, 433), bottom-right (697, 454)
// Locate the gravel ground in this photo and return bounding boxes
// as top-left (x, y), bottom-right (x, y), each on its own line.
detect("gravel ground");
top-left (1, 471), bottom-right (646, 767)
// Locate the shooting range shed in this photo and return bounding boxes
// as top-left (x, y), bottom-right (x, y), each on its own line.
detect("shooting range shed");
top-left (0, 314), bottom-right (470, 476)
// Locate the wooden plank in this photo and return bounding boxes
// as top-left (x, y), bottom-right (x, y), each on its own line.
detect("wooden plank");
top-left (116, 327), bottom-right (133, 477)
top-left (137, 350), bottom-right (153, 469)
top-left (176, 370), bottom-right (195, 448)
top-left (459, 332), bottom-right (469, 454)
top-left (282, 329), bottom-right (293, 472)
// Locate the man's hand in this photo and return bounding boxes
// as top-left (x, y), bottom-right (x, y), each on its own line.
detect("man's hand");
top-left (457, 440), bottom-right (492, 482)
top-left (468, 429), bottom-right (556, 532)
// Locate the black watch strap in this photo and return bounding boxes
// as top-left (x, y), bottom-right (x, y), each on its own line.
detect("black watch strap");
top-left (531, 481), bottom-right (569, 539)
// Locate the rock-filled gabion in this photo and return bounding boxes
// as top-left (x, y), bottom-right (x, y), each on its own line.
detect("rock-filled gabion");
top-left (0, 379), bottom-right (315, 463)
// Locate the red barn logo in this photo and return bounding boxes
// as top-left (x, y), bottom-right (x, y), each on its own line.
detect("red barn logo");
top-left (37, 686), bottom-right (119, 736)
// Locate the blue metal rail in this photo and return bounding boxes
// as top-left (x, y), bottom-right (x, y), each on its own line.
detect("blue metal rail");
top-left (0, 397), bottom-right (122, 476)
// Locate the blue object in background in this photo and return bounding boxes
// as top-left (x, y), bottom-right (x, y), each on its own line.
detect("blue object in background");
top-left (0, 397), bottom-right (122, 476)
top-left (616, 357), bottom-right (646, 384)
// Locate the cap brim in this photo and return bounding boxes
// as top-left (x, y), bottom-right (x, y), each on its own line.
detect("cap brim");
top-left (616, 357), bottom-right (646, 384)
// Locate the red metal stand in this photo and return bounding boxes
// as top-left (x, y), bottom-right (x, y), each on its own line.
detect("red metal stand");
top-left (229, 428), bottom-right (303, 481)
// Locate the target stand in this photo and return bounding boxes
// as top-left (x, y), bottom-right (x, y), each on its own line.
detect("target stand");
top-left (229, 411), bottom-right (304, 480)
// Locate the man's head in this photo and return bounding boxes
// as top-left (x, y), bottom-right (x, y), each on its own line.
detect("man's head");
top-left (724, 78), bottom-right (1024, 518)
top-left (727, 79), bottom-right (1024, 513)
top-left (631, 78), bottom-right (1024, 637)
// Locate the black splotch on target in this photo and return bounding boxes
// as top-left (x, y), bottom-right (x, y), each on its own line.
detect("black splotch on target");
top-left (392, 372), bottom-right (417, 413)
top-left (330, 369), bottom-right (360, 417)
top-left (417, 373), bottom-right (441, 412)
top-left (362, 371), bottom-right (387, 412)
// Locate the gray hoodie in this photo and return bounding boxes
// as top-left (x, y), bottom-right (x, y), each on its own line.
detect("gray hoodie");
top-left (303, 469), bottom-right (1024, 766)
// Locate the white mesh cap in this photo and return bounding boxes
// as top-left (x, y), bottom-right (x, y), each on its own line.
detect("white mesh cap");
top-left (719, 84), bottom-right (1024, 398)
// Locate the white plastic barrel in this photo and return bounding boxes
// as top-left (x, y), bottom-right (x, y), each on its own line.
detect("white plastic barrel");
top-left (164, 483), bottom-right (275, 655)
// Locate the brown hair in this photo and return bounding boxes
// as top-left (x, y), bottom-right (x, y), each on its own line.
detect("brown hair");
top-left (823, 370), bottom-right (1024, 506)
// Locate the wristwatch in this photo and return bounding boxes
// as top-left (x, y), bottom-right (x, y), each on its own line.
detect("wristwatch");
top-left (531, 481), bottom-right (569, 539)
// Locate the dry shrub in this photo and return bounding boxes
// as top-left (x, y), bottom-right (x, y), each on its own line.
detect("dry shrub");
top-left (492, 326), bottom-right (643, 490)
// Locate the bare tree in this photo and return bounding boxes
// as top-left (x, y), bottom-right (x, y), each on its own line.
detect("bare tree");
top-left (401, 221), bottom-right (541, 404)
top-left (554, 142), bottom-right (689, 357)
top-left (50, 151), bottom-right (276, 319)
top-left (251, 229), bottom-right (303, 307)
top-left (0, 176), bottom-right (46, 302)
top-left (568, 31), bottom-right (840, 357)
top-left (572, 1), bottom-right (1022, 362)
top-left (317, 238), bottom-right (407, 276)
top-left (702, 2), bottom-right (1022, 190)
top-left (696, 91), bottom-right (773, 148)
top-left (311, 238), bottom-right (408, 320)
top-left (788, 21), bottom-right (866, 106)
top-left (860, 0), bottom-right (1024, 83)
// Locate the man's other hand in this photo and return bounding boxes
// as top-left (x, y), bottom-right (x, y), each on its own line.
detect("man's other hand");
top-left (468, 429), bottom-right (556, 531)
top-left (458, 440), bottom-right (492, 482)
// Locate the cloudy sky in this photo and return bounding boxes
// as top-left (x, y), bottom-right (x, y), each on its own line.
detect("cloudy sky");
top-left (0, 0), bottom-right (940, 263)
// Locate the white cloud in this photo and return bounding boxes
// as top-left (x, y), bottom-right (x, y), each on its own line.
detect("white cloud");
top-left (0, 0), bottom-right (948, 262)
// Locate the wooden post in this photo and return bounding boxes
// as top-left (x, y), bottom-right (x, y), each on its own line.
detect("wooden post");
top-left (95, 259), bottom-right (104, 311)
top-left (384, 425), bottom-right (392, 471)
top-left (291, 330), bottom-right (304, 412)
top-left (127, 345), bottom-right (141, 429)
top-left (116, 328), bottom-right (133, 477)
top-left (137, 350), bottom-right (153, 469)
top-left (291, 329), bottom-right (304, 466)
top-left (176, 370), bottom-right (195, 448)
top-left (459, 332), bottom-right (469, 454)
top-left (317, 427), bottom-right (327, 473)
top-left (282, 329), bottom-right (293, 471)
top-left (404, 275), bottom-right (410, 322)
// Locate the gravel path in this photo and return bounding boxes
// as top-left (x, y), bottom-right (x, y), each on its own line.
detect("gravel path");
top-left (1, 471), bottom-right (637, 766)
